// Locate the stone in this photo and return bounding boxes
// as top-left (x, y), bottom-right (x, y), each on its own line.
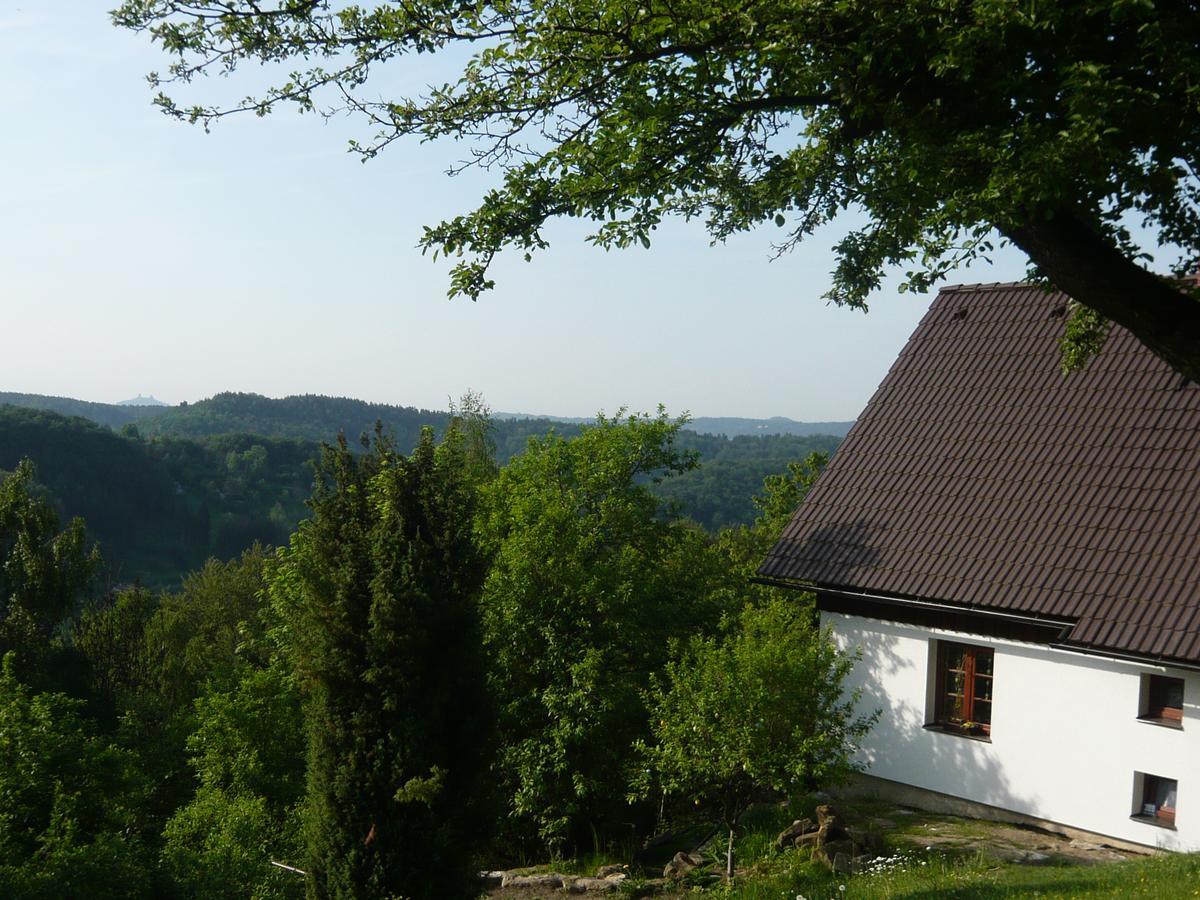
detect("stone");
top-left (831, 851), bottom-right (852, 874)
top-left (663, 851), bottom-right (706, 879)
top-left (814, 838), bottom-right (855, 870)
top-left (848, 854), bottom-right (874, 875)
top-left (479, 871), bottom-right (505, 888)
top-left (567, 876), bottom-right (621, 893)
top-left (822, 838), bottom-right (854, 858)
top-left (776, 818), bottom-right (815, 849)
top-left (595, 864), bottom-right (626, 878)
top-left (845, 825), bottom-right (882, 853)
top-left (815, 804), bottom-right (847, 842)
top-left (501, 872), bottom-right (566, 888)
top-left (814, 804), bottom-right (840, 827)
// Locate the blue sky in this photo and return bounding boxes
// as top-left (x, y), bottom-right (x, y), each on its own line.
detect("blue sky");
top-left (0, 3), bottom-right (1039, 420)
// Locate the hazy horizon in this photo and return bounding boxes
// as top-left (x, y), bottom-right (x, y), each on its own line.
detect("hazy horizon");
top-left (0, 5), bottom-right (1146, 422)
top-left (2, 386), bottom-right (858, 425)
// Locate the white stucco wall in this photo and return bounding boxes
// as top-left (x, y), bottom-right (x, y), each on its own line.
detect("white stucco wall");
top-left (825, 611), bottom-right (1200, 850)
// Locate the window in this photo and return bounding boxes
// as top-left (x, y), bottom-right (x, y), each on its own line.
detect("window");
top-left (1139, 674), bottom-right (1184, 727)
top-left (1133, 773), bottom-right (1177, 827)
top-left (933, 641), bottom-right (994, 737)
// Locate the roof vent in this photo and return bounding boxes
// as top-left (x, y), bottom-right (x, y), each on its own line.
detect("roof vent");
top-left (952, 307), bottom-right (969, 320)
top-left (1049, 305), bottom-right (1067, 318)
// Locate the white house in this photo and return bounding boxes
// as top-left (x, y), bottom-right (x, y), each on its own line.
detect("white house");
top-left (760, 283), bottom-right (1200, 850)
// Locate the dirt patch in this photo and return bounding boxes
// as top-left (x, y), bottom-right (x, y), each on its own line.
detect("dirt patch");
top-left (869, 807), bottom-right (1142, 866)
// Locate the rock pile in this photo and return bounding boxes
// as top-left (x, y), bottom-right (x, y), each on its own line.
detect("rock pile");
top-left (662, 851), bottom-right (706, 879)
top-left (776, 804), bottom-right (882, 875)
top-left (480, 865), bottom-right (629, 893)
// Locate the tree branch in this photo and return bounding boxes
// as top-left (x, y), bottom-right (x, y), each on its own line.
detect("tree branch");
top-left (1006, 213), bottom-right (1200, 383)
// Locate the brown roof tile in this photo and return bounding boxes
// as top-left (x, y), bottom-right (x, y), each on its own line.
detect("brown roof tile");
top-left (760, 283), bottom-right (1200, 665)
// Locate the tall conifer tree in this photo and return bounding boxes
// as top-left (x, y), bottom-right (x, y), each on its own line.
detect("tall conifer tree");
top-left (272, 425), bottom-right (491, 899)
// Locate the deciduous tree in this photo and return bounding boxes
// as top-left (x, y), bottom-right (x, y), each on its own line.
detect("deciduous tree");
top-left (0, 459), bottom-right (99, 634)
top-left (0, 653), bottom-right (151, 896)
top-left (161, 662), bottom-right (304, 899)
top-left (477, 411), bottom-right (727, 851)
top-left (632, 599), bottom-right (874, 880)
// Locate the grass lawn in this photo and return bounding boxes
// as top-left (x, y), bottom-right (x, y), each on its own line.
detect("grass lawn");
top-left (713, 847), bottom-right (1200, 899)
top-left (667, 801), bottom-right (1200, 899)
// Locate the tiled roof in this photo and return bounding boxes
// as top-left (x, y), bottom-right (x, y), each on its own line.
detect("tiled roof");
top-left (760, 282), bottom-right (1200, 665)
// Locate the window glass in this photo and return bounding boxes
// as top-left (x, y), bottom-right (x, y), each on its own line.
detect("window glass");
top-left (934, 642), bottom-right (994, 736)
top-left (1138, 773), bottom-right (1178, 826)
top-left (1143, 675), bottom-right (1185, 725)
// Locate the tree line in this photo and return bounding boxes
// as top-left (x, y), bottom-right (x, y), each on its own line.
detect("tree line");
top-left (0, 403), bottom-right (840, 587)
top-left (0, 407), bottom-right (871, 897)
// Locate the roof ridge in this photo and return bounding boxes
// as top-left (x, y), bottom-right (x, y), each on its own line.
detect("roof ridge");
top-left (937, 281), bottom-right (1035, 293)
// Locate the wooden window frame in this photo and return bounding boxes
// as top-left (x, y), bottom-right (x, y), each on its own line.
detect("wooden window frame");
top-left (933, 641), bottom-right (994, 737)
top-left (1134, 773), bottom-right (1178, 828)
top-left (1140, 674), bottom-right (1184, 728)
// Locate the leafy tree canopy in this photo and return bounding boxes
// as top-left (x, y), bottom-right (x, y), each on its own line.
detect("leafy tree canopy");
top-left (477, 410), bottom-right (728, 851)
top-left (0, 653), bottom-right (152, 896)
top-left (632, 599), bottom-right (875, 879)
top-left (114, 1), bottom-right (1200, 378)
top-left (0, 460), bottom-right (99, 634)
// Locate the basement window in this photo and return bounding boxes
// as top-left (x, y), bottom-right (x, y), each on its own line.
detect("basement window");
top-left (929, 641), bottom-right (994, 738)
top-left (1132, 773), bottom-right (1177, 828)
top-left (1139, 675), bottom-right (1184, 728)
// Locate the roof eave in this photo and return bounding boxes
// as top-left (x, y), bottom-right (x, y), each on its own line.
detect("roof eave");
top-left (755, 577), bottom-right (1200, 670)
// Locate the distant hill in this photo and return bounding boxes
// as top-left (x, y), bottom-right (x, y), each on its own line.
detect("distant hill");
top-left (1, 389), bottom-right (574, 461)
top-left (118, 394), bottom-right (169, 407)
top-left (105, 392), bottom-right (580, 462)
top-left (7, 391), bottom-right (852, 443)
top-left (132, 392), bottom-right (446, 447)
top-left (497, 412), bottom-right (854, 438)
top-left (689, 416), bottom-right (853, 438)
top-left (0, 393), bottom-right (848, 581)
top-left (0, 392), bottom-right (167, 430)
top-left (0, 404), bottom-right (316, 587)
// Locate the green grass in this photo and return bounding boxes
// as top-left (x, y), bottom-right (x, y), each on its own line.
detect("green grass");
top-left (710, 850), bottom-right (1200, 898)
top-left (688, 799), bottom-right (1200, 900)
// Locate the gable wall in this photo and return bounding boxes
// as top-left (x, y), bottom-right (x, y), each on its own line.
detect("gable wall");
top-left (825, 610), bottom-right (1200, 850)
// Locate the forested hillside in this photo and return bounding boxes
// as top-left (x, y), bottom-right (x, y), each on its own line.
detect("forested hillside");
top-left (499, 412), bottom-right (855, 438)
top-left (664, 432), bottom-right (843, 531)
top-left (4, 391), bottom-right (853, 443)
top-left (0, 406), bottom-right (313, 586)
top-left (0, 391), bottom-right (164, 430)
top-left (0, 398), bottom-right (843, 584)
top-left (133, 392), bottom-right (448, 446)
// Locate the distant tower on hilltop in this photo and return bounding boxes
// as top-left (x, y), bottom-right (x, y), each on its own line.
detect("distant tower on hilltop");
top-left (117, 394), bottom-right (169, 407)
